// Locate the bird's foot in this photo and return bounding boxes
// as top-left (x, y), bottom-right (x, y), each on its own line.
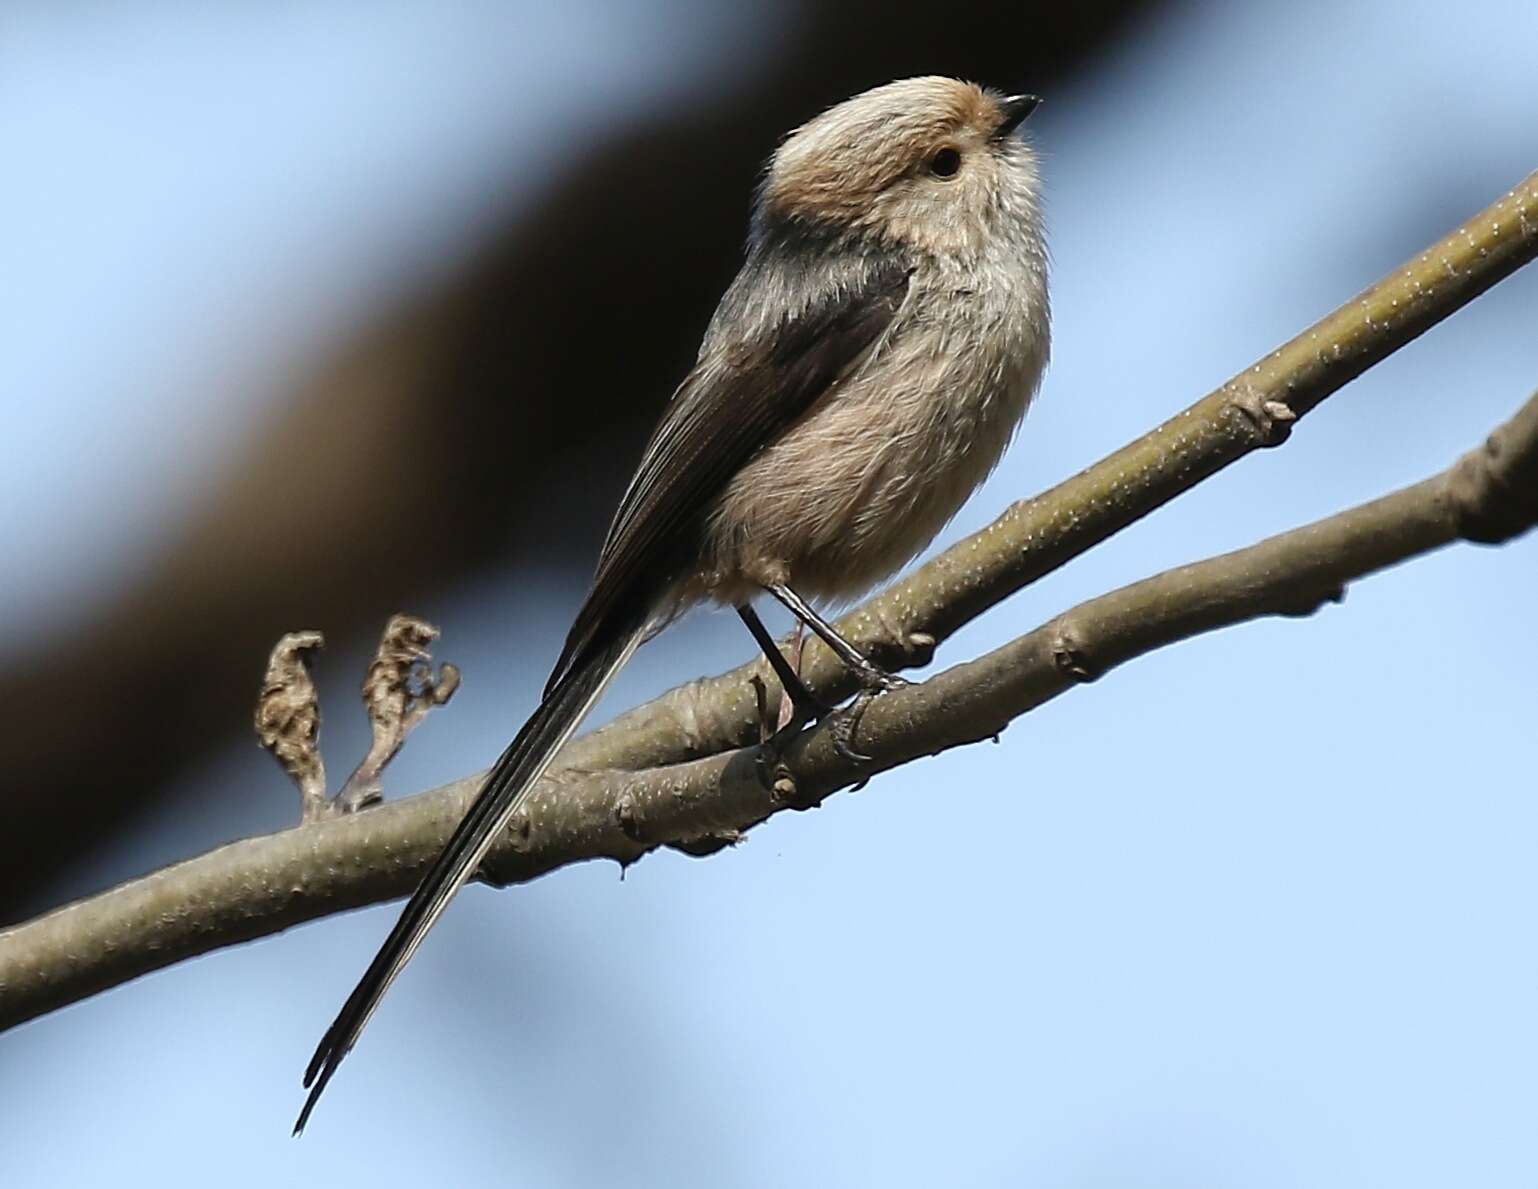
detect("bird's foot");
top-left (784, 686), bottom-right (872, 767)
top-left (756, 675), bottom-right (874, 769)
top-left (825, 664), bottom-right (909, 764)
top-left (790, 687), bottom-right (837, 727)
top-left (754, 650), bottom-right (907, 767)
top-left (851, 658), bottom-right (911, 696)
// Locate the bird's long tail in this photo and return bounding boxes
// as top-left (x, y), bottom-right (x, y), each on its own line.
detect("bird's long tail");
top-left (294, 621), bottom-right (646, 1134)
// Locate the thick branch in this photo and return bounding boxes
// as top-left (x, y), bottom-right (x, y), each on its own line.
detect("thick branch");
top-left (3, 383), bottom-right (1534, 1032)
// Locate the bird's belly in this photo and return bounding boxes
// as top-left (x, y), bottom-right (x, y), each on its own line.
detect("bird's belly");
top-left (696, 338), bottom-right (1040, 607)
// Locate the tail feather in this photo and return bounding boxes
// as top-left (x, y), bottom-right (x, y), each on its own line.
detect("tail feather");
top-left (294, 622), bottom-right (645, 1135)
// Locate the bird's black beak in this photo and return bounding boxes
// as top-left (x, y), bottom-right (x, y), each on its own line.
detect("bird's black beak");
top-left (994, 94), bottom-right (1042, 139)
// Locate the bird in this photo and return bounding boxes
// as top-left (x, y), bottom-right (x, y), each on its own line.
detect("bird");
top-left (296, 75), bottom-right (1048, 1133)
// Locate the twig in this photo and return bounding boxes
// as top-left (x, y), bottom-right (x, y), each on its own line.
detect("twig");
top-left (3, 382), bottom-right (1533, 1032)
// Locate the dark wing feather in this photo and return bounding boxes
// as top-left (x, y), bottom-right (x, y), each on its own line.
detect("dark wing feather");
top-left (298, 246), bottom-right (910, 1134)
top-left (546, 253), bottom-right (911, 694)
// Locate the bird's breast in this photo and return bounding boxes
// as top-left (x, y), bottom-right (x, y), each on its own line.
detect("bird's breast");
top-left (695, 272), bottom-right (1048, 607)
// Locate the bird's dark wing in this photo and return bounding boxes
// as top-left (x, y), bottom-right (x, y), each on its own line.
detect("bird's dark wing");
top-left (547, 253), bottom-right (912, 693)
top-left (298, 249), bottom-right (910, 1134)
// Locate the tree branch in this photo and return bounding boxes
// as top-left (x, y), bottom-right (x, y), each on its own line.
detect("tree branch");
top-left (2, 172), bottom-right (1535, 1032)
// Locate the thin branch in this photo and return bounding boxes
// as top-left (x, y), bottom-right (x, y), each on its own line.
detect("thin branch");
top-left (3, 382), bottom-right (1534, 1033)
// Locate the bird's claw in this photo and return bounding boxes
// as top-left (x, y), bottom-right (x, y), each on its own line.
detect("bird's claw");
top-left (827, 702), bottom-right (874, 763)
top-left (826, 666), bottom-right (908, 763)
top-left (762, 660), bottom-right (906, 767)
top-left (786, 689), bottom-right (872, 764)
top-left (862, 667), bottom-right (910, 695)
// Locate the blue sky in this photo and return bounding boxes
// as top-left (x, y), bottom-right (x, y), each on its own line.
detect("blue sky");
top-left (3, 1), bottom-right (1536, 1184)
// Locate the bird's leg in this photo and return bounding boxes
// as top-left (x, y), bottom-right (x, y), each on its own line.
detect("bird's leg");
top-left (736, 605), bottom-right (832, 726)
top-left (738, 603), bottom-right (877, 768)
top-left (764, 582), bottom-right (910, 763)
top-left (764, 583), bottom-right (908, 694)
top-left (776, 621), bottom-right (806, 732)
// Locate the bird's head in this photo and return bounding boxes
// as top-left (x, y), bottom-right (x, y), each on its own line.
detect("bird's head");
top-left (757, 76), bottom-right (1042, 260)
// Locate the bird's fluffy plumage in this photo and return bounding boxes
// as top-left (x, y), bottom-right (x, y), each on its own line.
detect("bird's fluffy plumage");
top-left (690, 76), bottom-right (1049, 605)
top-left (298, 75), bottom-right (1048, 1133)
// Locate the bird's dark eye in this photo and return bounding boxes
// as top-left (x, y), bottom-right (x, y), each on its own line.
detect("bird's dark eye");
top-left (929, 147), bottom-right (962, 179)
